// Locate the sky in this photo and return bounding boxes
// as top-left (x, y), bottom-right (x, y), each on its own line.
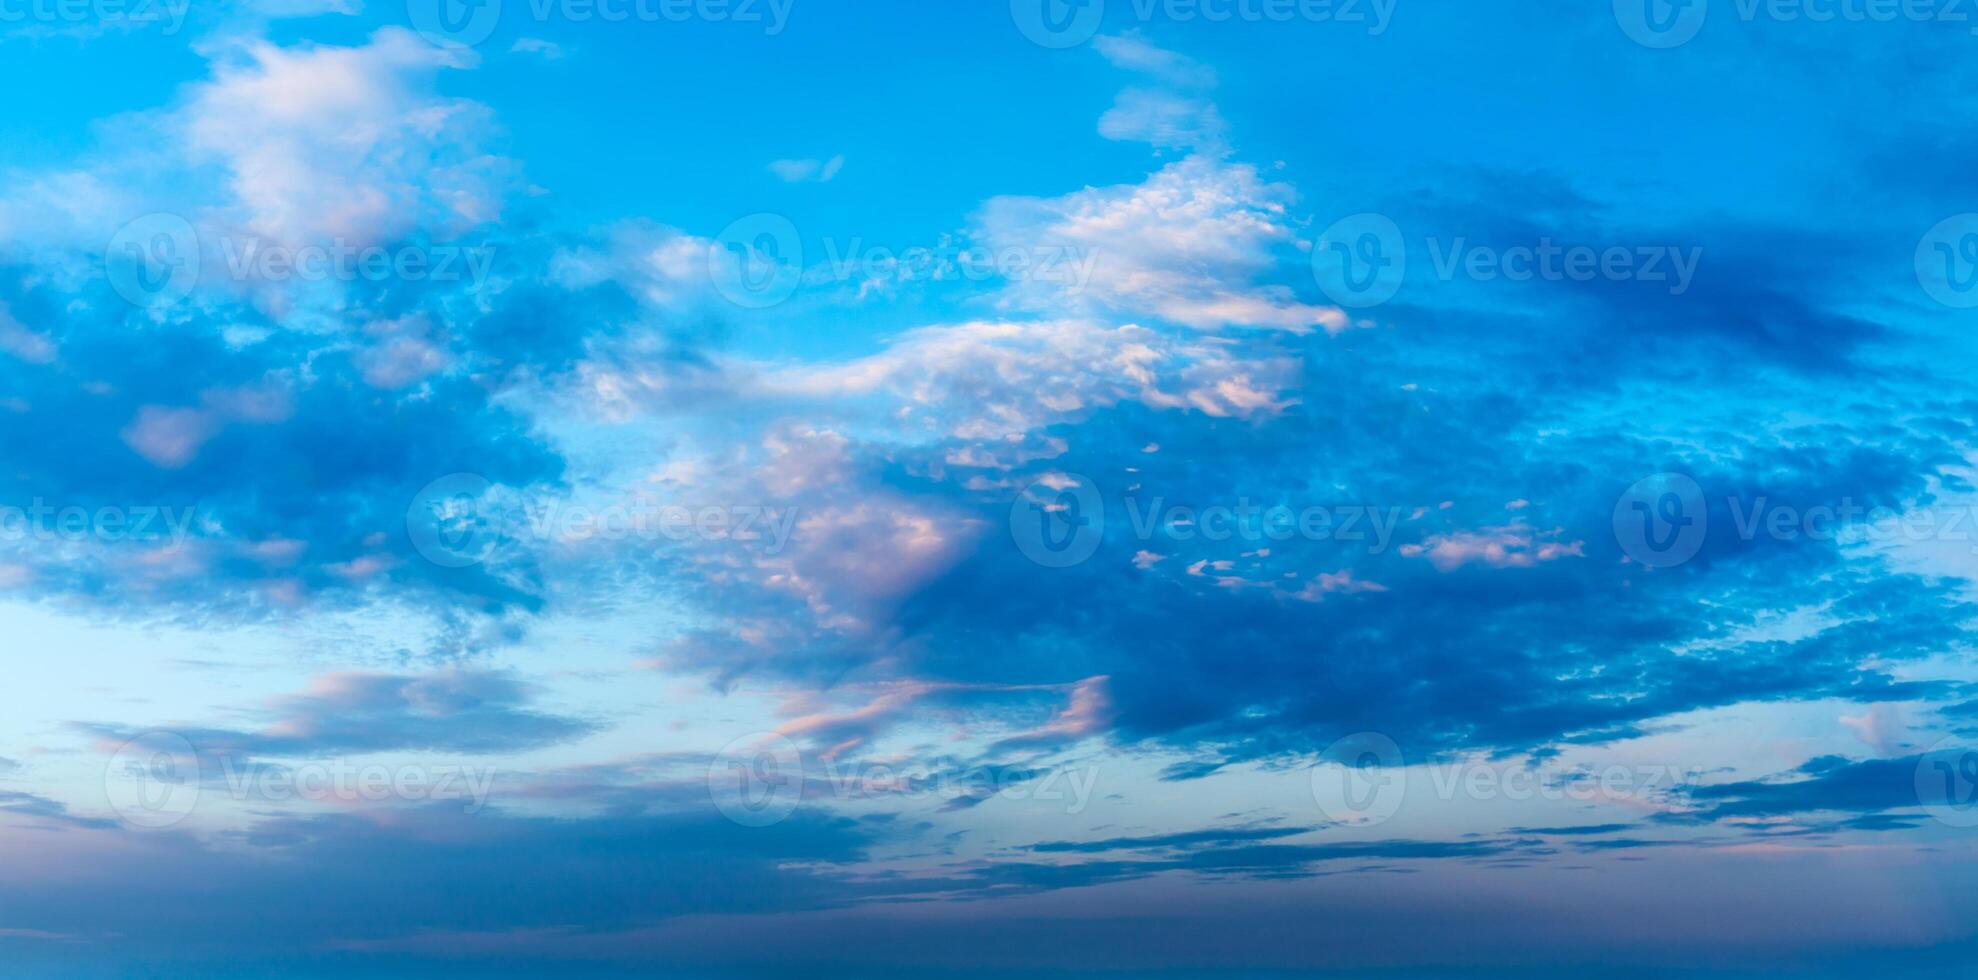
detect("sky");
top-left (2, 0), bottom-right (1978, 976)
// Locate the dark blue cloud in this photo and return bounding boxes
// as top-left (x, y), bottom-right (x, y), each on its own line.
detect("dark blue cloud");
top-left (75, 668), bottom-right (595, 760)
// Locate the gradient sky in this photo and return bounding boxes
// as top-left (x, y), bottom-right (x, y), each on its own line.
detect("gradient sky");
top-left (3, 1), bottom-right (1978, 977)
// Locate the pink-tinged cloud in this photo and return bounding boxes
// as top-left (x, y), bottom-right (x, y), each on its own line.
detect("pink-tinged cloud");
top-left (1400, 522), bottom-right (1586, 572)
top-left (121, 406), bottom-right (220, 468)
top-left (1292, 569), bottom-right (1388, 601)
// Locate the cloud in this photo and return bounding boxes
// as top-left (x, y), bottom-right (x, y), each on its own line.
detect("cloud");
top-left (77, 669), bottom-right (594, 760)
top-left (0, 803), bottom-right (881, 964)
top-left (1839, 703), bottom-right (1912, 757)
top-left (181, 28), bottom-right (511, 247)
top-left (1092, 34), bottom-right (1219, 89)
top-left (0, 791), bottom-right (116, 831)
top-left (1093, 36), bottom-right (1224, 152)
top-left (767, 155), bottom-right (845, 183)
top-left (1681, 752), bottom-right (1963, 823)
top-left (1027, 824), bottom-right (1313, 854)
top-left (1399, 522), bottom-right (1586, 572)
top-left (753, 319), bottom-right (1299, 441)
top-left (977, 157), bottom-right (1345, 333)
top-left (509, 37), bottom-right (566, 60)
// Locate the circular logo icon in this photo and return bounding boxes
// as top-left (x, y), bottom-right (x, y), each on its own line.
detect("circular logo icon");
top-left (1011, 0), bottom-right (1105, 48)
top-left (1310, 731), bottom-right (1406, 826)
top-left (708, 733), bottom-right (804, 827)
top-left (1915, 214), bottom-right (1978, 309)
top-left (1614, 473), bottom-right (1708, 568)
top-left (406, 473), bottom-right (505, 568)
top-left (1613, 0), bottom-right (1707, 49)
top-left (104, 731), bottom-right (201, 829)
top-left (1312, 212), bottom-right (1405, 309)
top-left (106, 213), bottom-right (200, 309)
top-left (408, 0), bottom-right (503, 47)
top-left (1010, 474), bottom-right (1104, 569)
top-left (1915, 737), bottom-right (1978, 828)
top-left (709, 213), bottom-right (803, 309)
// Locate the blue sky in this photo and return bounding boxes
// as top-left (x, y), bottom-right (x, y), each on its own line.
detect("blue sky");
top-left (2, 1), bottom-right (1978, 976)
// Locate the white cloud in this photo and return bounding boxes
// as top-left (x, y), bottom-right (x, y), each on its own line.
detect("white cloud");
top-left (752, 319), bottom-right (1298, 441)
top-left (978, 156), bottom-right (1346, 333)
top-left (1400, 523), bottom-right (1587, 572)
top-left (767, 154), bottom-right (845, 183)
top-left (1099, 89), bottom-right (1227, 151)
top-left (181, 28), bottom-right (511, 247)
top-left (0, 303), bottom-right (55, 364)
top-left (510, 37), bottom-right (567, 60)
top-left (1093, 34), bottom-right (1218, 88)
